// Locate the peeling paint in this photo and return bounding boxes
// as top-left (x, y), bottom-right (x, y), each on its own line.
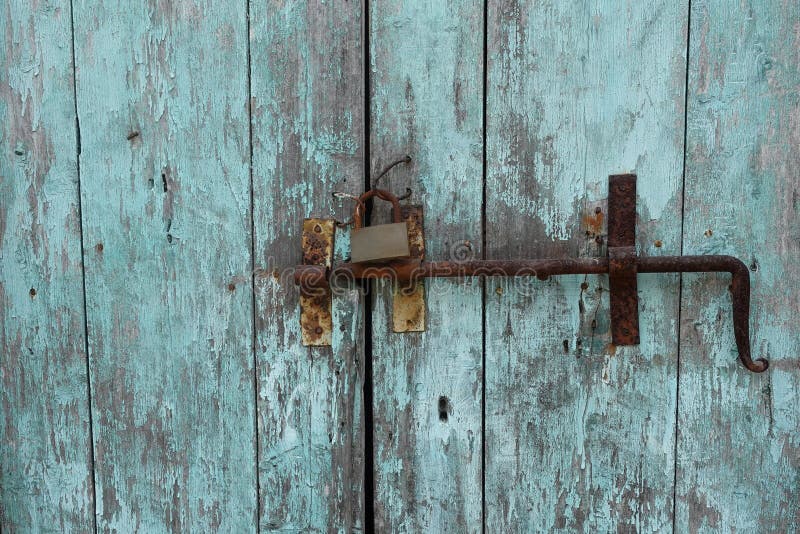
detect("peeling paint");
top-left (1, 0), bottom-right (94, 530)
top-left (484, 1), bottom-right (686, 531)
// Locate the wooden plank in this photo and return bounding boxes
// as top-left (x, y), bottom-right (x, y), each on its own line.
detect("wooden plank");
top-left (0, 0), bottom-right (94, 529)
top-left (485, 2), bottom-right (688, 531)
top-left (249, 1), bottom-right (365, 531)
top-left (72, 2), bottom-right (255, 530)
top-left (370, 1), bottom-right (484, 531)
top-left (677, 1), bottom-right (800, 530)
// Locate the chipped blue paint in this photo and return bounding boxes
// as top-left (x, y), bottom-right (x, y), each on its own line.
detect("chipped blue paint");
top-left (484, 1), bottom-right (688, 531)
top-left (72, 0), bottom-right (256, 530)
top-left (1, 1), bottom-right (799, 532)
top-left (370, 0), bottom-right (484, 532)
top-left (250, 0), bottom-right (366, 531)
top-left (1, 0), bottom-right (94, 529)
top-left (677, 0), bottom-right (800, 530)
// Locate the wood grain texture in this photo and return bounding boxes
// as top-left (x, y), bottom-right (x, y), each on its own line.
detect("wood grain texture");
top-left (677, 0), bottom-right (800, 531)
top-left (4, 3), bottom-right (800, 532)
top-left (369, 1), bottom-right (484, 531)
top-left (0, 1), bottom-right (94, 530)
top-left (485, 1), bottom-right (688, 531)
top-left (249, 0), bottom-right (365, 531)
top-left (73, 1), bottom-right (256, 530)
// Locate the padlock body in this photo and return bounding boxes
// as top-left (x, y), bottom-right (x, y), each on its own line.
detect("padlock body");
top-left (350, 222), bottom-right (410, 263)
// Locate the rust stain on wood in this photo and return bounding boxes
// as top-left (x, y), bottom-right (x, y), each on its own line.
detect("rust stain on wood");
top-left (583, 207), bottom-right (605, 236)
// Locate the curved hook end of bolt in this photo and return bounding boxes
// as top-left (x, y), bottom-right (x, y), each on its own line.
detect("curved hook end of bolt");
top-left (745, 357), bottom-right (769, 373)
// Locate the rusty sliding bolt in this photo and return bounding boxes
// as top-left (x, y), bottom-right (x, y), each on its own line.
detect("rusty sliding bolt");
top-left (294, 255), bottom-right (766, 373)
top-left (295, 174), bottom-right (767, 373)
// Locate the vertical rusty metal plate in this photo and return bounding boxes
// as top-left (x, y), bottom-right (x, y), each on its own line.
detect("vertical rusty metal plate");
top-left (607, 174), bottom-right (640, 345)
top-left (300, 218), bottom-right (335, 346)
top-left (393, 206), bottom-right (425, 332)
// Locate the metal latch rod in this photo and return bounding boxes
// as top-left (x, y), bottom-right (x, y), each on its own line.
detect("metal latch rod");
top-left (295, 254), bottom-right (765, 372)
top-left (295, 174), bottom-right (767, 373)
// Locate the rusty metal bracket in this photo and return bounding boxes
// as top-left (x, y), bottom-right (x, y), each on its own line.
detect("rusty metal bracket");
top-left (607, 174), bottom-right (640, 345)
top-left (393, 205), bottom-right (425, 333)
top-left (296, 175), bottom-right (769, 372)
top-left (299, 219), bottom-right (335, 346)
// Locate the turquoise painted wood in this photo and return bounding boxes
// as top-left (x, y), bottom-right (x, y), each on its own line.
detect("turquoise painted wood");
top-left (72, 0), bottom-right (256, 531)
top-left (484, 2), bottom-right (687, 531)
top-left (2, 1), bottom-right (800, 532)
top-left (677, 0), bottom-right (800, 530)
top-left (249, 0), bottom-right (366, 531)
top-left (369, 0), bottom-right (484, 531)
top-left (0, 0), bottom-right (94, 530)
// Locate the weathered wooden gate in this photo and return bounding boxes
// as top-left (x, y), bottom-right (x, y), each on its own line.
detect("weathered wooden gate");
top-left (2, 0), bottom-right (798, 532)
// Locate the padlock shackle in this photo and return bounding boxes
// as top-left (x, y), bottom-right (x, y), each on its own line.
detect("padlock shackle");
top-left (353, 188), bottom-right (403, 228)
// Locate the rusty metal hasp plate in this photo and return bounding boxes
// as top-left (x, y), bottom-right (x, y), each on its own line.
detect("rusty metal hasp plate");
top-left (607, 174), bottom-right (640, 345)
top-left (299, 219), bottom-right (334, 347)
top-left (393, 205), bottom-right (425, 333)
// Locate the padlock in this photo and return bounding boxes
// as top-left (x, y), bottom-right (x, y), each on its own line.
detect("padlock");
top-left (350, 188), bottom-right (411, 263)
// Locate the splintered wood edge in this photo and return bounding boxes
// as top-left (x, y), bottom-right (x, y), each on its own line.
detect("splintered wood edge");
top-left (393, 206), bottom-right (425, 333)
top-left (301, 218), bottom-right (335, 346)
